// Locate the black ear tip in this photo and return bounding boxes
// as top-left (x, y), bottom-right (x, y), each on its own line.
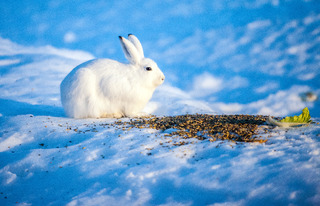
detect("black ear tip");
top-left (118, 36), bottom-right (123, 39)
top-left (128, 33), bottom-right (133, 36)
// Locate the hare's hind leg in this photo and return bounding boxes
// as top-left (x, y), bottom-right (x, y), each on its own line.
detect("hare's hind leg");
top-left (70, 70), bottom-right (103, 118)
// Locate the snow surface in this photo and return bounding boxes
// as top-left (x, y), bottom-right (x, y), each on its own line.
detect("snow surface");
top-left (1, 0), bottom-right (320, 205)
top-left (0, 36), bottom-right (320, 206)
top-left (1, 0), bottom-right (319, 116)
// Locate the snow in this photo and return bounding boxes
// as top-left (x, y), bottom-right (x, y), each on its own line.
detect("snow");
top-left (0, 36), bottom-right (320, 206)
top-left (1, 114), bottom-right (320, 205)
top-left (1, 0), bottom-right (320, 205)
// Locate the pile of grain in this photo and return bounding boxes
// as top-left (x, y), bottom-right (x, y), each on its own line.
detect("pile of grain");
top-left (116, 114), bottom-right (270, 143)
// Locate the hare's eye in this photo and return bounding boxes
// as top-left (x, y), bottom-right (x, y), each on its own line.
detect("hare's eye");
top-left (145, 67), bottom-right (152, 71)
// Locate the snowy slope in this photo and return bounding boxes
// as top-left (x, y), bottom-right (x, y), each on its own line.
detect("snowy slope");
top-left (1, 0), bottom-right (319, 117)
top-left (0, 35), bottom-right (316, 117)
top-left (1, 1), bottom-right (320, 204)
top-left (0, 37), bottom-right (320, 206)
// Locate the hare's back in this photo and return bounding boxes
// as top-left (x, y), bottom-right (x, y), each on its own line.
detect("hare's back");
top-left (84, 59), bottom-right (124, 73)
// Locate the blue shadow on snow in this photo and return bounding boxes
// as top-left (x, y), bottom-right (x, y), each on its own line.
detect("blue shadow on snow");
top-left (0, 98), bottom-right (64, 117)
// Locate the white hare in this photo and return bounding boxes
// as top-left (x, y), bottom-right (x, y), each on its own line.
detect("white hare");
top-left (60, 34), bottom-right (165, 118)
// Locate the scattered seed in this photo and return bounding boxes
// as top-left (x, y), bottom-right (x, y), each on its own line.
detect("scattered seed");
top-left (112, 114), bottom-right (269, 143)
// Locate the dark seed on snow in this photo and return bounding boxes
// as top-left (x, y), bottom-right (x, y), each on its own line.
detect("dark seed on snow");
top-left (112, 114), bottom-right (270, 144)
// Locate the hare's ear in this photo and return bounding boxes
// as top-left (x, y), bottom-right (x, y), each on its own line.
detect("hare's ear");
top-left (128, 34), bottom-right (144, 58)
top-left (119, 36), bottom-right (142, 64)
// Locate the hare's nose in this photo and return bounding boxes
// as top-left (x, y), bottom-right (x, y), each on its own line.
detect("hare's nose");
top-left (161, 76), bottom-right (165, 81)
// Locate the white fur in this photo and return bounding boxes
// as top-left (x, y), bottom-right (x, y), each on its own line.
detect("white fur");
top-left (60, 34), bottom-right (165, 118)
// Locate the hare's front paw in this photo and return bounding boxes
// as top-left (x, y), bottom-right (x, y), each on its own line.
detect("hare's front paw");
top-left (100, 113), bottom-right (123, 119)
top-left (128, 112), bottom-right (151, 118)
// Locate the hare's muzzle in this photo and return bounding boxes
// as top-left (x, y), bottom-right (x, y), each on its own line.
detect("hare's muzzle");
top-left (160, 74), bottom-right (165, 84)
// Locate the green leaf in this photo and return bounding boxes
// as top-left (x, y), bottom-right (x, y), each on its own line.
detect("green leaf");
top-left (280, 107), bottom-right (311, 123)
